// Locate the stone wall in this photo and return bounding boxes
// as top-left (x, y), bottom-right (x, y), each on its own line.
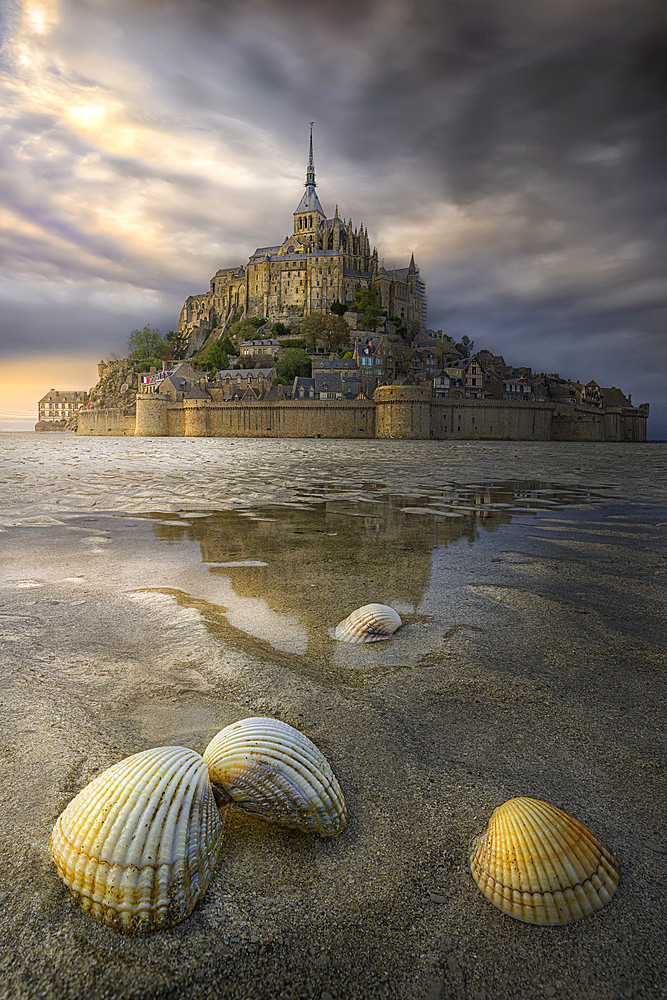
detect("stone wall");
top-left (552, 403), bottom-right (649, 442)
top-left (136, 397), bottom-right (376, 438)
top-left (430, 398), bottom-right (554, 440)
top-left (78, 408), bottom-right (136, 436)
top-left (35, 420), bottom-right (71, 432)
top-left (82, 388), bottom-right (648, 441)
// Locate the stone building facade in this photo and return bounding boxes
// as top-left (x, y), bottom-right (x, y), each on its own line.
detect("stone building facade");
top-left (36, 389), bottom-right (87, 430)
top-left (178, 126), bottom-right (426, 350)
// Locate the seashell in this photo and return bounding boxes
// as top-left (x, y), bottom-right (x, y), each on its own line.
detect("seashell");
top-left (203, 717), bottom-right (347, 837)
top-left (50, 746), bottom-right (224, 931)
top-left (330, 603), bottom-right (402, 644)
top-left (470, 796), bottom-right (619, 925)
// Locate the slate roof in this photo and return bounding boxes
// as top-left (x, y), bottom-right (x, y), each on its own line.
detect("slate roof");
top-left (600, 387), bottom-right (631, 407)
top-left (241, 340), bottom-right (280, 347)
top-left (160, 376), bottom-right (189, 392)
top-left (294, 185), bottom-right (325, 216)
top-left (314, 371), bottom-right (343, 395)
top-left (217, 368), bottom-right (276, 379)
top-left (549, 384), bottom-right (576, 399)
top-left (311, 358), bottom-right (358, 371)
top-left (293, 377), bottom-right (315, 397)
top-left (263, 385), bottom-right (290, 402)
top-left (38, 389), bottom-right (86, 403)
top-left (170, 362), bottom-right (198, 380)
top-left (341, 375), bottom-right (364, 399)
top-left (184, 386), bottom-right (211, 400)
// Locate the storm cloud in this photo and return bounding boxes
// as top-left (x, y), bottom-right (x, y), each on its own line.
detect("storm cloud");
top-left (1, 0), bottom-right (665, 431)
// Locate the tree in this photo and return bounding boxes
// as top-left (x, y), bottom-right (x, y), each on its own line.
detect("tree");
top-left (276, 336), bottom-right (307, 350)
top-left (195, 339), bottom-right (231, 373)
top-left (227, 316), bottom-right (267, 348)
top-left (455, 335), bottom-right (474, 357)
top-left (330, 300), bottom-right (346, 316)
top-left (165, 329), bottom-right (188, 361)
top-left (275, 348), bottom-right (311, 384)
top-left (271, 321), bottom-right (291, 337)
top-left (352, 289), bottom-right (382, 331)
top-left (321, 314), bottom-right (350, 352)
top-left (128, 325), bottom-right (167, 361)
top-left (300, 312), bottom-right (326, 351)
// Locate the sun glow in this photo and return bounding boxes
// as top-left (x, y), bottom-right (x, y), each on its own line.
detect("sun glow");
top-left (67, 102), bottom-right (107, 127)
top-left (22, 0), bottom-right (59, 36)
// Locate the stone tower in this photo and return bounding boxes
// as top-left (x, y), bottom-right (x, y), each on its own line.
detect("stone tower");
top-left (293, 122), bottom-right (326, 244)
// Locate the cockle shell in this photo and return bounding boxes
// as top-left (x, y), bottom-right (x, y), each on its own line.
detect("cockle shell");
top-left (330, 603), bottom-right (402, 643)
top-left (470, 797), bottom-right (619, 925)
top-left (50, 746), bottom-right (224, 931)
top-left (203, 717), bottom-right (347, 837)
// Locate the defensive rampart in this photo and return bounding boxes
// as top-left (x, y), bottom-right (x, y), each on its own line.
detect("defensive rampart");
top-left (77, 386), bottom-right (648, 441)
top-left (77, 408), bottom-right (135, 436)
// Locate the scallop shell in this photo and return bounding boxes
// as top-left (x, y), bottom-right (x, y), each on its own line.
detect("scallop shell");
top-left (470, 796), bottom-right (619, 925)
top-left (330, 603), bottom-right (402, 643)
top-left (50, 746), bottom-right (224, 931)
top-left (203, 717), bottom-right (347, 837)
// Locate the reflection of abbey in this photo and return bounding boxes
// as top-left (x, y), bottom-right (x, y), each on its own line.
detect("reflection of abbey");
top-left (178, 126), bottom-right (426, 347)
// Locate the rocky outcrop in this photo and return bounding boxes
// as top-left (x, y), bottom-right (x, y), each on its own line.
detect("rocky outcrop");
top-left (67, 359), bottom-right (138, 431)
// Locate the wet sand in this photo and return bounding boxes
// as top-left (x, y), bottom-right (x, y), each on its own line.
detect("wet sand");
top-left (0, 436), bottom-right (665, 999)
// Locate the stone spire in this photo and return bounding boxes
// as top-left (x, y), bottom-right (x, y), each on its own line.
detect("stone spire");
top-left (305, 121), bottom-right (316, 187)
top-left (294, 122), bottom-right (325, 219)
top-left (408, 251), bottom-right (416, 275)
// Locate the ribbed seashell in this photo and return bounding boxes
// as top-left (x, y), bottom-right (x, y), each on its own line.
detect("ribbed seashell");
top-left (470, 797), bottom-right (619, 925)
top-left (50, 746), bottom-right (224, 931)
top-left (330, 603), bottom-right (402, 643)
top-left (203, 717), bottom-right (347, 837)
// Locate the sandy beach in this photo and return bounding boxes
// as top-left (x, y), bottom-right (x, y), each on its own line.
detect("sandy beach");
top-left (0, 436), bottom-right (665, 1000)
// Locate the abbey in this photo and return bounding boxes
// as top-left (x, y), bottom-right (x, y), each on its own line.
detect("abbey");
top-left (178, 126), bottom-right (427, 347)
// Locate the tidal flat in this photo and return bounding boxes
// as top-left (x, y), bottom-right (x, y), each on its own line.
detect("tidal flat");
top-left (0, 434), bottom-right (665, 1000)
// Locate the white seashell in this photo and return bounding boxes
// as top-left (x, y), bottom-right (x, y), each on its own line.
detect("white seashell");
top-left (50, 746), bottom-right (224, 931)
top-left (203, 717), bottom-right (347, 837)
top-left (470, 796), bottom-right (619, 925)
top-left (330, 603), bottom-right (402, 643)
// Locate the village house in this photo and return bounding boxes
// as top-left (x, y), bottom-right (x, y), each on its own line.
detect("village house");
top-left (292, 376), bottom-right (316, 399)
top-left (311, 357), bottom-right (359, 377)
top-left (37, 389), bottom-right (87, 427)
top-left (215, 367), bottom-right (277, 399)
top-left (240, 339), bottom-right (282, 359)
top-left (137, 362), bottom-right (201, 393)
top-left (432, 370), bottom-right (466, 398)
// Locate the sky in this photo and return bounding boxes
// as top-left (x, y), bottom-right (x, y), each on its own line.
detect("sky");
top-left (1, 0), bottom-right (665, 435)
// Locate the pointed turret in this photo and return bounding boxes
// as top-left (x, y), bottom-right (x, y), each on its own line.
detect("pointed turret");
top-left (408, 251), bottom-right (416, 275)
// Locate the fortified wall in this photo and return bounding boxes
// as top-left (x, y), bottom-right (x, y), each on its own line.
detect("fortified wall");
top-left (77, 386), bottom-right (648, 441)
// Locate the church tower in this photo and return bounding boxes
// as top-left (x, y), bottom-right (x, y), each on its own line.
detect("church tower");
top-left (293, 123), bottom-right (326, 243)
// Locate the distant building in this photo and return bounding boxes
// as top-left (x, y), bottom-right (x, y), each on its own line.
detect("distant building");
top-left (36, 389), bottom-right (87, 429)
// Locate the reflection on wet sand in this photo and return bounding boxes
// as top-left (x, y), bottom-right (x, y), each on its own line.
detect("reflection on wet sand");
top-left (139, 481), bottom-right (603, 682)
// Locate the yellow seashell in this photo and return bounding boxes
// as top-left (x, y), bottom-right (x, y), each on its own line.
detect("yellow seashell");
top-left (203, 717), bottom-right (347, 837)
top-left (470, 796), bottom-right (619, 925)
top-left (50, 746), bottom-right (224, 931)
top-left (330, 603), bottom-right (402, 643)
